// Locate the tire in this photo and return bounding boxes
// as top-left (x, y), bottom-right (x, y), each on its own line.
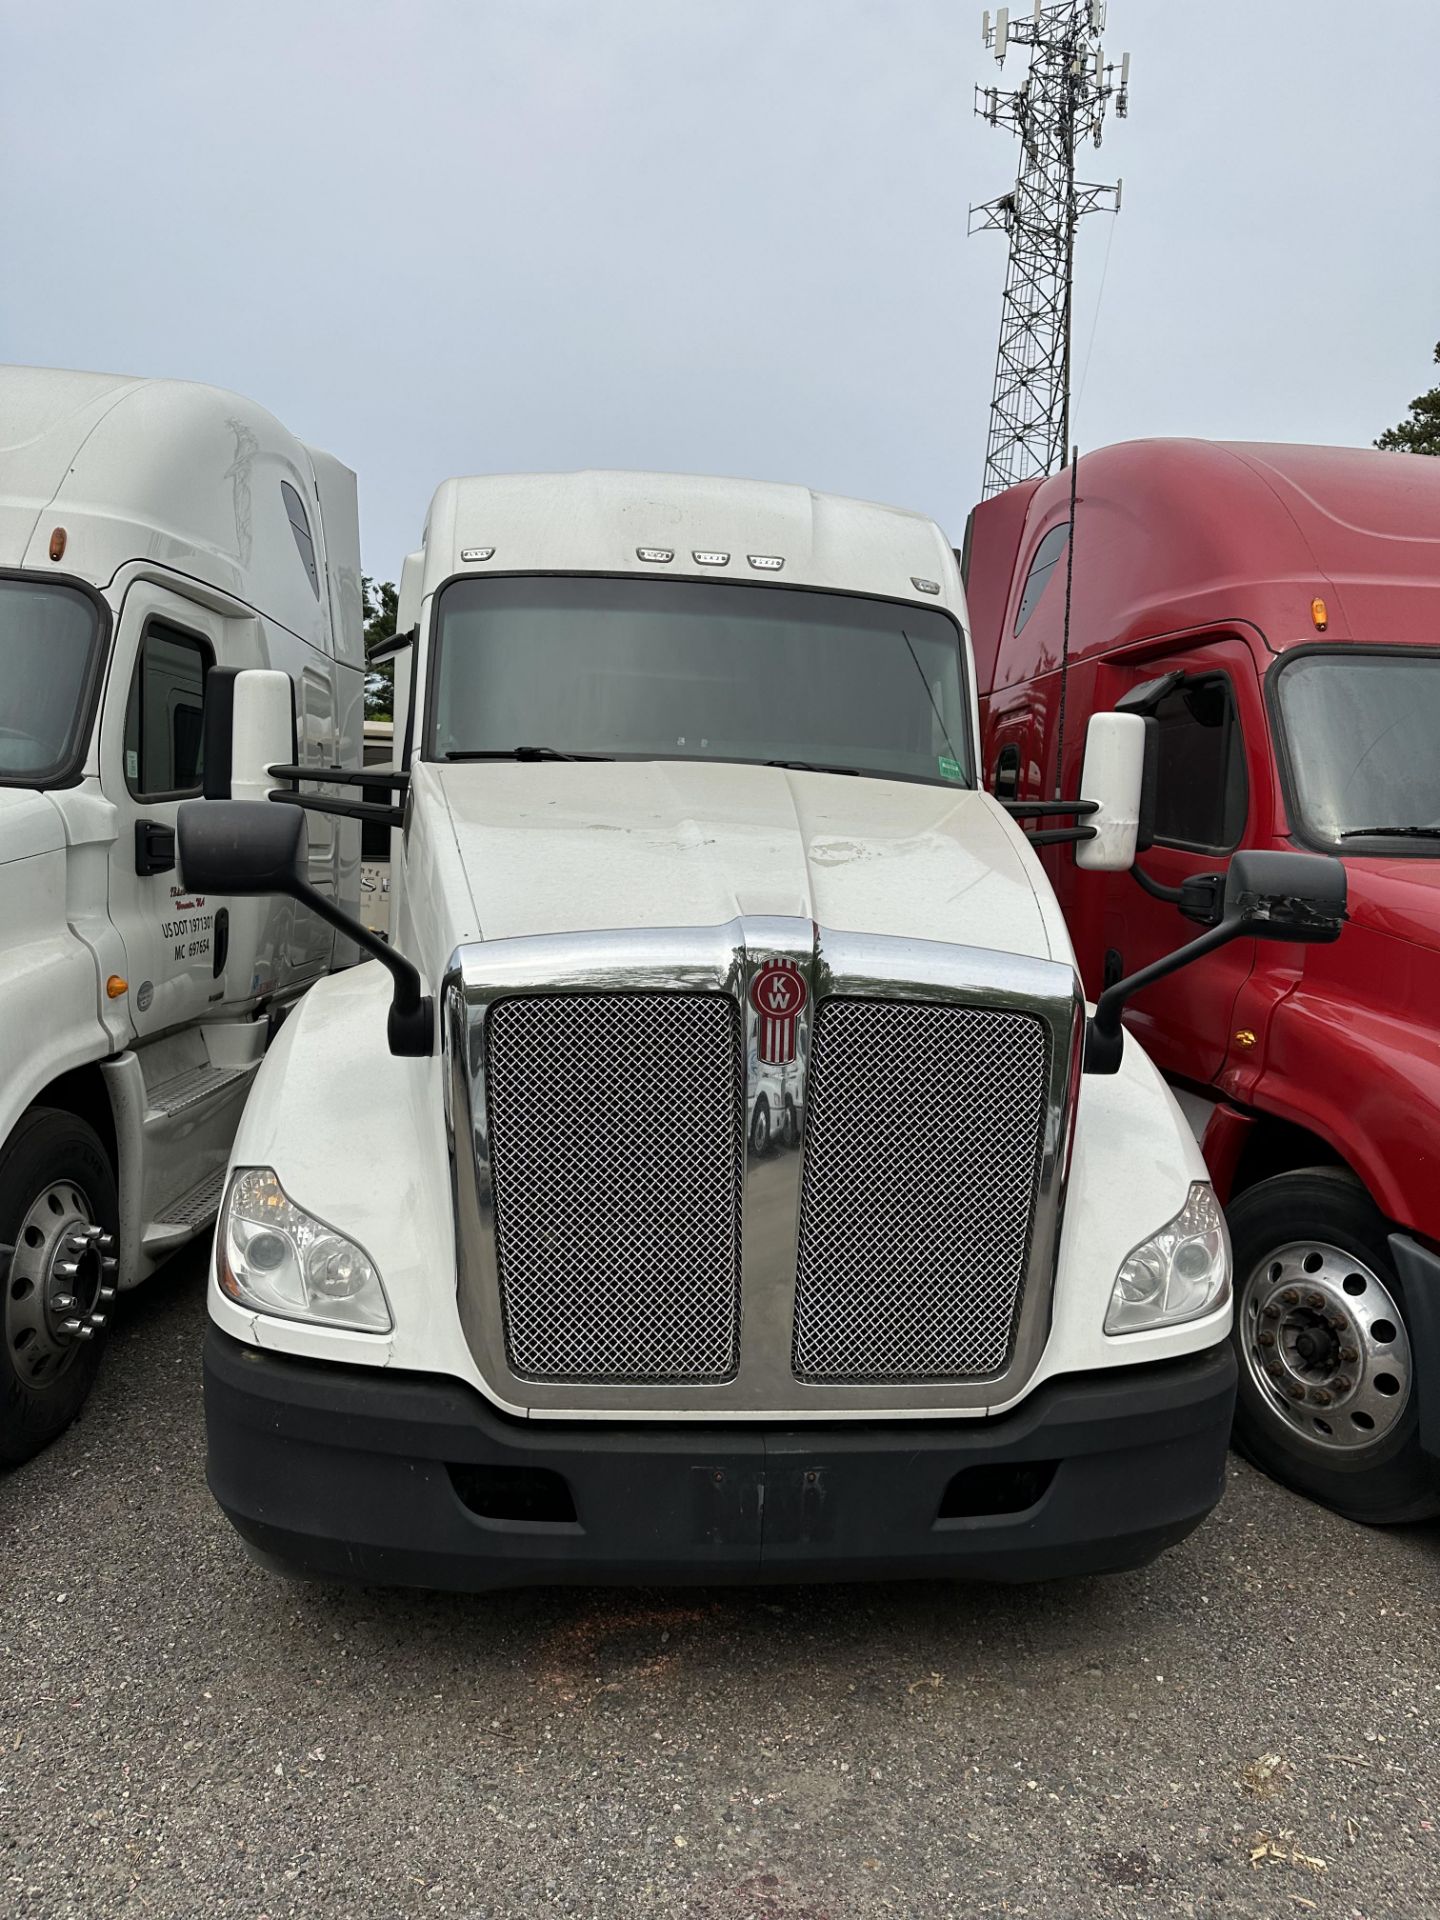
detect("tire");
top-left (749, 1096), bottom-right (771, 1158)
top-left (1228, 1167), bottom-right (1440, 1524)
top-left (782, 1096), bottom-right (800, 1151)
top-left (0, 1108), bottom-right (119, 1468)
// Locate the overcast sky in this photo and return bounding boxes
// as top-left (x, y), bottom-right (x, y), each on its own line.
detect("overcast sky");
top-left (4, 1), bottom-right (1438, 583)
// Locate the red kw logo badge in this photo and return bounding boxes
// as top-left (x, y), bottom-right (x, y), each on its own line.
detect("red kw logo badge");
top-left (749, 957), bottom-right (808, 1065)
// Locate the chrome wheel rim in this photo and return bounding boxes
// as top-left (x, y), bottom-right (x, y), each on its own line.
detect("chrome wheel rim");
top-left (1240, 1239), bottom-right (1411, 1452)
top-left (4, 1180), bottom-right (116, 1387)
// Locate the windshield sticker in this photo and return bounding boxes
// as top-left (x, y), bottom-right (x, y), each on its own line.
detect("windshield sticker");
top-left (938, 756), bottom-right (964, 782)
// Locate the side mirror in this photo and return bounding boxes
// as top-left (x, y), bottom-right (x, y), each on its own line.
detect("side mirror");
top-left (1075, 713), bottom-right (1146, 872)
top-left (1084, 847), bottom-right (1348, 1074)
top-left (201, 668), bottom-right (296, 802)
top-left (177, 796), bottom-right (305, 895)
top-left (1223, 848), bottom-right (1347, 944)
top-left (176, 799), bottom-right (433, 1056)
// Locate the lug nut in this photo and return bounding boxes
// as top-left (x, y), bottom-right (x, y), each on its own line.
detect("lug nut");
top-left (1306, 1291), bottom-right (1326, 1310)
top-left (1340, 1346), bottom-right (1359, 1364)
top-left (1333, 1376), bottom-right (1352, 1394)
top-left (1258, 1330), bottom-right (1276, 1348)
top-left (98, 1284), bottom-right (116, 1302)
top-left (1282, 1288), bottom-right (1301, 1306)
top-left (1262, 1302), bottom-right (1281, 1320)
top-left (1327, 1311), bottom-right (1347, 1330)
top-left (62, 1318), bottom-right (82, 1334)
top-left (50, 1294), bottom-right (77, 1312)
top-left (53, 1260), bottom-right (79, 1279)
top-left (101, 1257), bottom-right (117, 1274)
top-left (1311, 1390), bottom-right (1333, 1407)
top-left (76, 1325), bottom-right (94, 1341)
top-left (90, 1313), bottom-right (107, 1330)
top-left (1286, 1381), bottom-right (1306, 1400)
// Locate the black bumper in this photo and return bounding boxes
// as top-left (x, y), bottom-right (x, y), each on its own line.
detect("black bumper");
top-left (204, 1327), bottom-right (1236, 1591)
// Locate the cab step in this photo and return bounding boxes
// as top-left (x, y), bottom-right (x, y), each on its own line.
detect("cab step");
top-left (142, 1166), bottom-right (229, 1257)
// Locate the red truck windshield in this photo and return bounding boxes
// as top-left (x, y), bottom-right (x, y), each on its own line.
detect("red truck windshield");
top-left (1274, 649), bottom-right (1440, 847)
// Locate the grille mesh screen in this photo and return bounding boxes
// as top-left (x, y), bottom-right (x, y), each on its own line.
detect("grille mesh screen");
top-left (793, 1000), bottom-right (1049, 1382)
top-left (486, 993), bottom-right (742, 1382)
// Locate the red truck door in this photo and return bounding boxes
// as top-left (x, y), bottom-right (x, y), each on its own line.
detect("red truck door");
top-left (1083, 639), bottom-right (1263, 1085)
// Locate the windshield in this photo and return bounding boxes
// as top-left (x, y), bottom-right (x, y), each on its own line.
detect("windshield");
top-left (427, 575), bottom-right (973, 787)
top-left (1273, 649), bottom-right (1440, 846)
top-left (0, 579), bottom-right (104, 787)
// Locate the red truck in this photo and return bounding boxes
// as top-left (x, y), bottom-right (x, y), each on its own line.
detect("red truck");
top-left (967, 438), bottom-right (1440, 1523)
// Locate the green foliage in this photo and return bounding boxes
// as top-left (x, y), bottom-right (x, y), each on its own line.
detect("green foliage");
top-left (362, 575), bottom-right (399, 719)
top-left (1376, 341), bottom-right (1440, 457)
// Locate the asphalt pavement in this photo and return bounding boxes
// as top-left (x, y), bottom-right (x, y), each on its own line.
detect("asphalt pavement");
top-left (4, 1247), bottom-right (1440, 1920)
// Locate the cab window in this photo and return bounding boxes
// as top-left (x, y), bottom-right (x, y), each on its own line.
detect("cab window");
top-left (124, 624), bottom-right (211, 799)
top-left (1013, 523), bottom-right (1070, 635)
top-left (1151, 675), bottom-right (1247, 852)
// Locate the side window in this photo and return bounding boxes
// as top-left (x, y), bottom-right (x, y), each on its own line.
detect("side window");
top-left (1013, 523), bottom-right (1070, 635)
top-left (281, 480), bottom-right (321, 598)
top-left (124, 624), bottom-right (211, 799)
top-left (1151, 675), bottom-right (1247, 852)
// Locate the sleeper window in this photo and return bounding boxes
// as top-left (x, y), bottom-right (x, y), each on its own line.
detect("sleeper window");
top-left (282, 480), bottom-right (321, 598)
top-left (1013, 524), bottom-right (1070, 635)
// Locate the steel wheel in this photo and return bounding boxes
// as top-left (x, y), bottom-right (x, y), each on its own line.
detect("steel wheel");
top-left (1240, 1239), bottom-right (1411, 1452)
top-left (5, 1179), bottom-right (117, 1388)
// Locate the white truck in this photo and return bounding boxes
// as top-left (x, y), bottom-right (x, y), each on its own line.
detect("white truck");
top-left (0, 365), bottom-right (364, 1464)
top-left (176, 469), bottom-right (1347, 1589)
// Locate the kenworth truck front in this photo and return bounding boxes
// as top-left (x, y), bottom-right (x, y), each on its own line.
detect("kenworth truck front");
top-left (175, 471), bottom-right (1345, 1590)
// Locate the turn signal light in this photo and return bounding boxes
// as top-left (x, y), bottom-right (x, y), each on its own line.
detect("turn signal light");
top-left (49, 527), bottom-right (67, 562)
top-left (106, 975), bottom-right (128, 999)
top-left (1311, 597), bottom-right (1328, 631)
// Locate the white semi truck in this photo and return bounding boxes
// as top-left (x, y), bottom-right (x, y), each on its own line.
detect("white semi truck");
top-left (176, 469), bottom-right (1347, 1589)
top-left (0, 365), bottom-right (364, 1463)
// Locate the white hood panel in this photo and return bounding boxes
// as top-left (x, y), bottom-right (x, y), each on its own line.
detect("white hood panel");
top-left (427, 760), bottom-right (1061, 963)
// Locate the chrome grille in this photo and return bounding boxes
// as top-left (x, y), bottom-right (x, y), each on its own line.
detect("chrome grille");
top-left (486, 993), bottom-right (743, 1382)
top-left (793, 999), bottom-right (1049, 1382)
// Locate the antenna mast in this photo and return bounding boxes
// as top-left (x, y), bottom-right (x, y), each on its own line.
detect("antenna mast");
top-left (972, 2), bottom-right (1130, 499)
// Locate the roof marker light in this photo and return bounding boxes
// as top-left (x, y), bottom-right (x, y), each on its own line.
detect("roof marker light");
top-left (49, 527), bottom-right (67, 562)
top-left (911, 576), bottom-right (941, 595)
top-left (460, 547), bottom-right (495, 563)
top-left (693, 550), bottom-right (730, 567)
top-left (747, 554), bottom-right (784, 571)
top-left (1311, 597), bottom-right (1328, 631)
top-left (636, 547), bottom-right (674, 564)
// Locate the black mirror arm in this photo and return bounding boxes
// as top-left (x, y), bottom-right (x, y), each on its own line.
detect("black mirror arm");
top-left (1128, 860), bottom-right (1185, 905)
top-left (289, 876), bottom-right (433, 1057)
top-left (1084, 915), bottom-right (1246, 1074)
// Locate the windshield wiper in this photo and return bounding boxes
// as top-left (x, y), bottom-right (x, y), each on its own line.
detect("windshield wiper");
top-left (764, 757), bottom-right (861, 777)
top-left (444, 747), bottom-right (614, 763)
top-left (1337, 824), bottom-right (1440, 840)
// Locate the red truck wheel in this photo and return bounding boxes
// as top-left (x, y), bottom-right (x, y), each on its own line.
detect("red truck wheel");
top-left (1228, 1168), bottom-right (1440, 1523)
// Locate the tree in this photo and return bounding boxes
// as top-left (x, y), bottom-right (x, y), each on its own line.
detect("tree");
top-left (1376, 341), bottom-right (1440, 456)
top-left (363, 575), bottom-right (399, 719)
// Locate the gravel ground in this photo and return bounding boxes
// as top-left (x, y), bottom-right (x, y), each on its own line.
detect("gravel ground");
top-left (4, 1249), bottom-right (1440, 1920)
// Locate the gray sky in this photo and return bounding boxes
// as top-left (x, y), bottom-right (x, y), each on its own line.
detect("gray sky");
top-left (4, 1), bottom-right (1438, 583)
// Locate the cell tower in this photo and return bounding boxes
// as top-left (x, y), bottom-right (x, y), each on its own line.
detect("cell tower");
top-left (971, 2), bottom-right (1130, 498)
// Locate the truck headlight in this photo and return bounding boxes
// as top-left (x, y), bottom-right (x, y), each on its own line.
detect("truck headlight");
top-left (218, 1167), bottom-right (391, 1333)
top-left (1106, 1182), bottom-right (1230, 1335)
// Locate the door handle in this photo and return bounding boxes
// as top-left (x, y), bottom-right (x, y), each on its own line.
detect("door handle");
top-left (134, 820), bottom-right (176, 877)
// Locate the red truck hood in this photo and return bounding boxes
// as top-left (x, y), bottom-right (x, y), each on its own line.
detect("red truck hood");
top-left (1344, 857), bottom-right (1440, 951)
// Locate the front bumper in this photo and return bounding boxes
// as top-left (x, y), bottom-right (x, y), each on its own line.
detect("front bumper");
top-left (204, 1327), bottom-right (1236, 1591)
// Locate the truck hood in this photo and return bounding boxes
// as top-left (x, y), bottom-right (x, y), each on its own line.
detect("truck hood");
top-left (0, 787), bottom-right (64, 865)
top-left (424, 759), bottom-right (1062, 962)
top-left (1345, 856), bottom-right (1440, 952)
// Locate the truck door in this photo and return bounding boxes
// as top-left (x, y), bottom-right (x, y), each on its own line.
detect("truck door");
top-left (1099, 644), bottom-right (1258, 1085)
top-left (104, 585), bottom-right (231, 1036)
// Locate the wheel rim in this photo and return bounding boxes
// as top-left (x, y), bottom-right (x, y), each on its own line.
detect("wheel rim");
top-left (1240, 1239), bottom-right (1412, 1452)
top-left (4, 1179), bottom-right (116, 1388)
top-left (752, 1105), bottom-right (769, 1154)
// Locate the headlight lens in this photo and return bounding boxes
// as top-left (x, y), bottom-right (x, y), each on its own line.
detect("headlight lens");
top-left (218, 1167), bottom-right (391, 1333)
top-left (1106, 1182), bottom-right (1230, 1335)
